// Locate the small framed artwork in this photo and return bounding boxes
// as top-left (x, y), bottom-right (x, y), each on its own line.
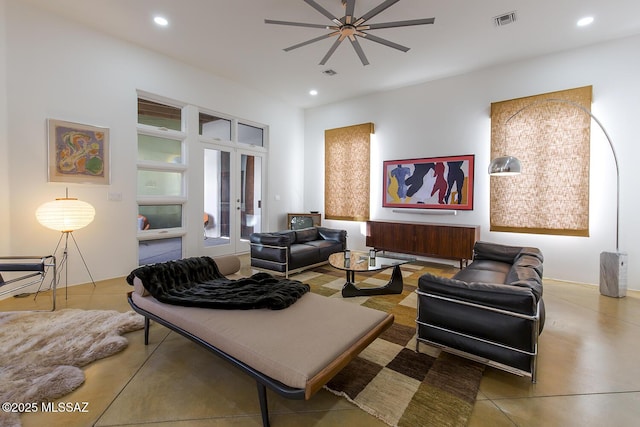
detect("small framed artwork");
top-left (383, 154), bottom-right (475, 210)
top-left (47, 119), bottom-right (110, 184)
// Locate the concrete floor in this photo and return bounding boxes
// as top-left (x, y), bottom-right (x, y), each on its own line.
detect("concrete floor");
top-left (2, 258), bottom-right (640, 427)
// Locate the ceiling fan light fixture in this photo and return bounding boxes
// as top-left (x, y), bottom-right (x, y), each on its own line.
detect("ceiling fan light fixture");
top-left (265, 0), bottom-right (435, 66)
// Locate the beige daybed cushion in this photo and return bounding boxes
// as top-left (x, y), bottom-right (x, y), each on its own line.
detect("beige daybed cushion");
top-left (131, 289), bottom-right (391, 393)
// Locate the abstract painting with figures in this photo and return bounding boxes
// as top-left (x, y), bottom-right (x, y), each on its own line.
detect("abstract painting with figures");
top-left (383, 154), bottom-right (474, 210)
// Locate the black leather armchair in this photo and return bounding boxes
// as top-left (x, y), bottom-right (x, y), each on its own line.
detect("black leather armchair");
top-left (416, 241), bottom-right (544, 382)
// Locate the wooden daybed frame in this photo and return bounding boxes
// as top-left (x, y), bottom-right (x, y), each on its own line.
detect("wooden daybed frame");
top-left (126, 256), bottom-right (393, 427)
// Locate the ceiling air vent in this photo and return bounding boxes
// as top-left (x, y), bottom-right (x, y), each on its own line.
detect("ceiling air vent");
top-left (494, 11), bottom-right (517, 27)
top-left (322, 69), bottom-right (338, 76)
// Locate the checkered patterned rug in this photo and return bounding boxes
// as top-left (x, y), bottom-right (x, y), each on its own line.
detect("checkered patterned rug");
top-left (292, 261), bottom-right (484, 427)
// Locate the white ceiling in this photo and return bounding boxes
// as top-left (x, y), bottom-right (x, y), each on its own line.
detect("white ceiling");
top-left (21, 0), bottom-right (640, 109)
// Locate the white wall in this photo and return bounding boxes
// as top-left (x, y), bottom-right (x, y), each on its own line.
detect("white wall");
top-left (4, 1), bottom-right (638, 290)
top-left (305, 34), bottom-right (640, 289)
top-left (0, 0), bottom-right (9, 254)
top-left (2, 1), bottom-right (304, 285)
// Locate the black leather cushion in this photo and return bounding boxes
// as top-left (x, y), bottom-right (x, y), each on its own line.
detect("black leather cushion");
top-left (454, 258), bottom-right (511, 284)
top-left (317, 227), bottom-right (347, 244)
top-left (250, 257), bottom-right (286, 273)
top-left (538, 299), bottom-right (546, 333)
top-left (514, 254), bottom-right (544, 278)
top-left (302, 240), bottom-right (344, 260)
top-left (506, 267), bottom-right (543, 301)
top-left (520, 247), bottom-right (544, 263)
top-left (249, 233), bottom-right (291, 265)
top-left (417, 322), bottom-right (534, 371)
top-left (249, 233), bottom-right (291, 246)
top-left (464, 259), bottom-right (512, 273)
top-left (473, 241), bottom-right (522, 263)
top-left (453, 267), bottom-right (508, 284)
top-left (276, 230), bottom-right (296, 243)
top-left (295, 227), bottom-right (319, 243)
top-left (289, 244), bottom-right (319, 269)
top-left (418, 272), bottom-right (538, 316)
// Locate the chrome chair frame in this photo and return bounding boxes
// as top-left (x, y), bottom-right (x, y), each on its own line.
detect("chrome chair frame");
top-left (415, 289), bottom-right (541, 383)
top-left (0, 255), bottom-right (57, 311)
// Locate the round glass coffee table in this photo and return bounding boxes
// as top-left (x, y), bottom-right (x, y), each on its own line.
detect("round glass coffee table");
top-left (328, 251), bottom-right (415, 298)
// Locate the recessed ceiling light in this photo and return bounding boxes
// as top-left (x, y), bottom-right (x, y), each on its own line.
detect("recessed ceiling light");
top-left (309, 89), bottom-right (318, 96)
top-left (154, 16), bottom-right (169, 26)
top-left (577, 16), bottom-right (594, 27)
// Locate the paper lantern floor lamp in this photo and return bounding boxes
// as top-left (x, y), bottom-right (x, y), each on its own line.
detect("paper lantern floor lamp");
top-left (35, 189), bottom-right (96, 296)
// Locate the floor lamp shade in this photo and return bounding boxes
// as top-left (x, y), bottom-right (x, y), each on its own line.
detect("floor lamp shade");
top-left (488, 156), bottom-right (522, 176)
top-left (36, 198), bottom-right (95, 232)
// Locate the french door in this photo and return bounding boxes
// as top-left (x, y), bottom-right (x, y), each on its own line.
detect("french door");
top-left (203, 145), bottom-right (265, 255)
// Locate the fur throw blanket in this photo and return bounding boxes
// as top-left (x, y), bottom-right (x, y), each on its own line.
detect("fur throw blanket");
top-left (126, 256), bottom-right (309, 310)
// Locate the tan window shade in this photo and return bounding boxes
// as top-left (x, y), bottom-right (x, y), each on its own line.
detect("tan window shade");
top-left (325, 122), bottom-right (374, 221)
top-left (490, 86), bottom-right (592, 236)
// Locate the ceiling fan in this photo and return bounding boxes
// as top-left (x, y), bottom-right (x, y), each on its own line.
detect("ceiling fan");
top-left (265, 0), bottom-right (435, 66)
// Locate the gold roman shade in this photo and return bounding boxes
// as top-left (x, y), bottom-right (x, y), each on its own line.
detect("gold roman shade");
top-left (490, 86), bottom-right (592, 236)
top-left (325, 123), bottom-right (374, 221)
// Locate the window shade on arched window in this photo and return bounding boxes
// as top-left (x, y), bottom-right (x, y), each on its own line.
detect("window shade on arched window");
top-left (490, 86), bottom-right (592, 236)
top-left (325, 122), bottom-right (374, 221)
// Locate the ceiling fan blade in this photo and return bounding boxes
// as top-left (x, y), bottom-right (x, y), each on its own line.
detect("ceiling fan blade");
top-left (365, 18), bottom-right (435, 30)
top-left (344, 0), bottom-right (356, 24)
top-left (319, 37), bottom-right (344, 65)
top-left (360, 33), bottom-right (409, 52)
top-left (264, 19), bottom-right (329, 29)
top-left (304, 0), bottom-right (342, 25)
top-left (349, 36), bottom-right (370, 66)
top-left (284, 32), bottom-right (338, 52)
top-left (356, 0), bottom-right (400, 25)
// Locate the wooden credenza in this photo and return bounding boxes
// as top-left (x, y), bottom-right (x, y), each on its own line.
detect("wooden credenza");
top-left (366, 220), bottom-right (480, 268)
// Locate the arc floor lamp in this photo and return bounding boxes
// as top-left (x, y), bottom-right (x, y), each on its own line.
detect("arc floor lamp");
top-left (489, 98), bottom-right (626, 298)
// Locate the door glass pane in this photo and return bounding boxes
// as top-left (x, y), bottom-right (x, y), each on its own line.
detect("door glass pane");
top-left (138, 237), bottom-right (182, 265)
top-left (204, 148), bottom-right (231, 246)
top-left (138, 134), bottom-right (182, 163)
top-left (138, 205), bottom-right (182, 230)
top-left (240, 154), bottom-right (262, 240)
top-left (138, 98), bottom-right (182, 131)
top-left (137, 170), bottom-right (182, 196)
top-left (238, 123), bottom-right (264, 147)
top-left (200, 113), bottom-right (231, 140)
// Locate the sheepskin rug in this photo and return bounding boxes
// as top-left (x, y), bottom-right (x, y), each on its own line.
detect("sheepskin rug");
top-left (0, 309), bottom-right (145, 426)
